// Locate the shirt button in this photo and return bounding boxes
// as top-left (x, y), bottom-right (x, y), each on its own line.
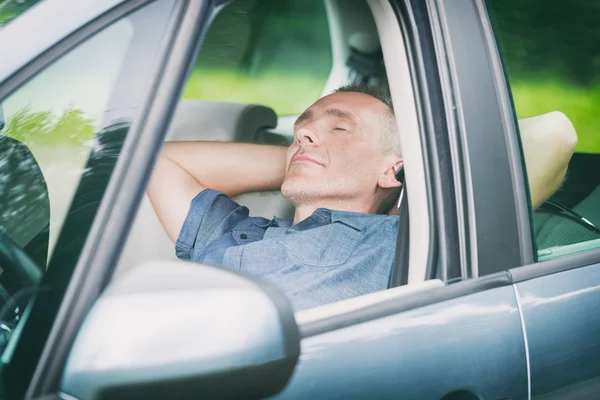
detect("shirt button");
top-left (240, 233), bottom-right (248, 239)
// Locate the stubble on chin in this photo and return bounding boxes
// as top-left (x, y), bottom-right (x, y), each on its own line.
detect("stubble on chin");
top-left (281, 176), bottom-right (315, 206)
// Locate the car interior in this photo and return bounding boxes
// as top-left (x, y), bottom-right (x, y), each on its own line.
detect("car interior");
top-left (535, 153), bottom-right (600, 260)
top-left (114, 0), bottom-right (441, 316)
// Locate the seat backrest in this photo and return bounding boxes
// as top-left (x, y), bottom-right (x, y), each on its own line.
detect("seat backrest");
top-left (536, 184), bottom-right (600, 249)
top-left (116, 101), bottom-right (294, 277)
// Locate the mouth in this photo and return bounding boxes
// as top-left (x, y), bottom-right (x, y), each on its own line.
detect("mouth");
top-left (290, 153), bottom-right (324, 166)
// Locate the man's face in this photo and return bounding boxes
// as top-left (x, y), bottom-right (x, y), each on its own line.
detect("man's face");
top-left (281, 92), bottom-right (395, 207)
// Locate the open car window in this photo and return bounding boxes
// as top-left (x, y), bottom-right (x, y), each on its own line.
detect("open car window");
top-left (487, 0), bottom-right (600, 261)
top-left (120, 0), bottom-right (429, 313)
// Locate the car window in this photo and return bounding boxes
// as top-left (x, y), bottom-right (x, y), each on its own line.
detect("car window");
top-left (0, 1), bottom-right (174, 396)
top-left (486, 0), bottom-right (600, 261)
top-left (0, 0), bottom-right (42, 29)
top-left (182, 0), bottom-right (332, 116)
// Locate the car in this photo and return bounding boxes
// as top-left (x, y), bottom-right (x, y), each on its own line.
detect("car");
top-left (0, 0), bottom-right (599, 398)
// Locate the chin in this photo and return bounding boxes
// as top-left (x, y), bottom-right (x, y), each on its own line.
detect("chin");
top-left (281, 179), bottom-right (320, 204)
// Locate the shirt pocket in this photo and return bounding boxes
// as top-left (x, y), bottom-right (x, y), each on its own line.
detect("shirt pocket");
top-left (278, 223), bottom-right (361, 267)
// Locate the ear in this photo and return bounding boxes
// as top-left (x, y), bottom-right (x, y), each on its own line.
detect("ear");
top-left (377, 158), bottom-right (403, 189)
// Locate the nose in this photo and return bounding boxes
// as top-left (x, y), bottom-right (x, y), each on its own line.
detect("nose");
top-left (294, 123), bottom-right (320, 146)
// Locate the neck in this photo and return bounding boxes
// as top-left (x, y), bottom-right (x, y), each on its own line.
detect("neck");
top-left (292, 198), bottom-right (379, 225)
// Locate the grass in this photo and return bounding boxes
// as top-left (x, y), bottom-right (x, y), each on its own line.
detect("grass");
top-left (181, 69), bottom-right (328, 116)
top-left (511, 79), bottom-right (600, 153)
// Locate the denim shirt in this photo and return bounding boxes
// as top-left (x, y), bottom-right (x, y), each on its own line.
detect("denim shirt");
top-left (176, 190), bottom-right (399, 311)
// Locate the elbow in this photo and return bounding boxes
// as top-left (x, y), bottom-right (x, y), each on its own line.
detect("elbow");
top-left (547, 111), bottom-right (578, 163)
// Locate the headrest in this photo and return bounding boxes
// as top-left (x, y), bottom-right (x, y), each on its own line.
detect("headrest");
top-left (167, 100), bottom-right (285, 145)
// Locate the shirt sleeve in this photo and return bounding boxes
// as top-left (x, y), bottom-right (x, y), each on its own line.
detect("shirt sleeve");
top-left (175, 189), bottom-right (249, 260)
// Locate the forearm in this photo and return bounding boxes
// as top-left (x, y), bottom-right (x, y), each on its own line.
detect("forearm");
top-left (147, 141), bottom-right (287, 242)
top-left (161, 141), bottom-right (287, 197)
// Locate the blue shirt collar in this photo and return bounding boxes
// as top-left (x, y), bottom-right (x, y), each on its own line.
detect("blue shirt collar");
top-left (253, 208), bottom-right (379, 231)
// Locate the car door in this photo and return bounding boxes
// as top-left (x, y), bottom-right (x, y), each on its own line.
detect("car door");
top-left (0, 1), bottom-right (556, 400)
top-left (45, 0), bottom-right (530, 397)
top-left (68, 0), bottom-right (530, 397)
top-left (481, 0), bottom-right (600, 398)
top-left (0, 0), bottom-right (209, 398)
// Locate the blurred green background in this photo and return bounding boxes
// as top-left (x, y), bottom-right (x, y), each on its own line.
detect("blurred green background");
top-left (2, 0), bottom-right (599, 152)
top-left (180, 0), bottom-right (332, 116)
top-left (488, 0), bottom-right (600, 153)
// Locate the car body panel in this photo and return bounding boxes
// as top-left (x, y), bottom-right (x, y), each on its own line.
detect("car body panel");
top-left (274, 286), bottom-right (528, 399)
top-left (516, 263), bottom-right (600, 399)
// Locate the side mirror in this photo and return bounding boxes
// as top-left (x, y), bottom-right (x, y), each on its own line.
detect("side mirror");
top-left (60, 261), bottom-right (300, 399)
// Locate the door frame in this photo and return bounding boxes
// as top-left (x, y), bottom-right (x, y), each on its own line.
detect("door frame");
top-left (427, 0), bottom-right (534, 279)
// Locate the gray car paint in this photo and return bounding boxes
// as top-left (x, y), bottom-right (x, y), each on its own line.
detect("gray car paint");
top-left (516, 263), bottom-right (600, 399)
top-left (274, 285), bottom-right (528, 400)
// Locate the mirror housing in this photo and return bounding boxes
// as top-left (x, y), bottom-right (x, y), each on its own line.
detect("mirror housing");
top-left (60, 261), bottom-right (300, 399)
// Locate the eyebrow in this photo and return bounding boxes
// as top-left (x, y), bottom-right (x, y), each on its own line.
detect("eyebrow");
top-left (294, 108), bottom-right (356, 127)
top-left (295, 110), bottom-right (312, 127)
top-left (326, 108), bottom-right (356, 124)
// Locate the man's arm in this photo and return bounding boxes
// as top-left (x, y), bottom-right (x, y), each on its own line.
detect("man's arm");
top-left (519, 111), bottom-right (578, 209)
top-left (147, 141), bottom-right (287, 242)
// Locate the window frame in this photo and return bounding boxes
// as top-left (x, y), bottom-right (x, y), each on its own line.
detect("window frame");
top-left (468, 0), bottom-right (600, 280)
top-left (369, 0), bottom-right (434, 286)
top-left (427, 0), bottom-right (534, 279)
top-left (0, 0), bottom-right (211, 397)
top-left (482, 1), bottom-right (600, 280)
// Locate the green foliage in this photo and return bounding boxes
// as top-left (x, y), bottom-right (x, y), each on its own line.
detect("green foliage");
top-left (184, 0), bottom-right (332, 116)
top-left (3, 106), bottom-right (96, 148)
top-left (488, 0), bottom-right (600, 154)
top-left (0, 0), bottom-right (41, 28)
top-left (182, 69), bottom-right (327, 116)
top-left (511, 80), bottom-right (600, 153)
top-left (488, 0), bottom-right (600, 85)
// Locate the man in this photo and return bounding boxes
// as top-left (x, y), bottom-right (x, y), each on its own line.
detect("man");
top-left (147, 84), bottom-right (577, 311)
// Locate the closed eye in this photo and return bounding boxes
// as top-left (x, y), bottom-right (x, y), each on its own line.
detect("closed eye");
top-left (334, 127), bottom-right (347, 131)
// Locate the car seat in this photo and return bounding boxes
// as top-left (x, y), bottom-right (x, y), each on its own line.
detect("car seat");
top-left (116, 101), bottom-right (294, 277)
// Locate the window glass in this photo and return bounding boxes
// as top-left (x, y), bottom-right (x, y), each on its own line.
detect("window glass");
top-left (0, 1), bottom-right (174, 396)
top-left (3, 20), bottom-right (133, 255)
top-left (487, 0), bottom-right (600, 260)
top-left (182, 0), bottom-right (332, 115)
top-left (0, 0), bottom-right (42, 29)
